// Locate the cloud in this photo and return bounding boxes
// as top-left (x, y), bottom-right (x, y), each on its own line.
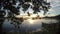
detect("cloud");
top-left (47, 0), bottom-right (60, 16)
top-left (47, 0), bottom-right (51, 2)
top-left (51, 0), bottom-right (60, 7)
top-left (46, 13), bottom-right (56, 17)
top-left (49, 8), bottom-right (55, 12)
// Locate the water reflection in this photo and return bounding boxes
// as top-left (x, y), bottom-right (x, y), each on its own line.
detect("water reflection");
top-left (2, 19), bottom-right (59, 32)
top-left (28, 19), bottom-right (34, 24)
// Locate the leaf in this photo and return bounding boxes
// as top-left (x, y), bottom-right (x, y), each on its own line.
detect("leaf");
top-left (5, 3), bottom-right (20, 15)
top-left (22, 4), bottom-right (30, 12)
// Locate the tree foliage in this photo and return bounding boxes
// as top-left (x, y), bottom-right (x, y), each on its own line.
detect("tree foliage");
top-left (0, 0), bottom-right (51, 15)
top-left (0, 0), bottom-right (51, 32)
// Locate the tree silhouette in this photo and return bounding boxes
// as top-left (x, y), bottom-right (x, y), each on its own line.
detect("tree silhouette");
top-left (0, 0), bottom-right (51, 33)
top-left (0, 10), bottom-right (6, 34)
top-left (27, 12), bottom-right (30, 16)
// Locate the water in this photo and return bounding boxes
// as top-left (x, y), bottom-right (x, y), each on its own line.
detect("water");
top-left (2, 18), bottom-right (59, 32)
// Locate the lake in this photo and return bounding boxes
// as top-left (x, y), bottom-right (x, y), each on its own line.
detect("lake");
top-left (2, 18), bottom-right (59, 32)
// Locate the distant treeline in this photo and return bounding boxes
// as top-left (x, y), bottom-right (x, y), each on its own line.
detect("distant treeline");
top-left (43, 15), bottom-right (60, 19)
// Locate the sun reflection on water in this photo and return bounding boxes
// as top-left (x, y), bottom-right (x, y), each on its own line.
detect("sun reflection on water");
top-left (28, 19), bottom-right (34, 24)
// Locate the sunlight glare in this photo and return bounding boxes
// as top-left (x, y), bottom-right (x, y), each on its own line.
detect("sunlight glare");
top-left (28, 19), bottom-right (34, 24)
top-left (30, 14), bottom-right (37, 18)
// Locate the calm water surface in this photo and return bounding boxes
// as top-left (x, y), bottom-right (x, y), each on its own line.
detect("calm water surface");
top-left (2, 19), bottom-right (59, 32)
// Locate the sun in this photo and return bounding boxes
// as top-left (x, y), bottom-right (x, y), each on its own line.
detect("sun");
top-left (30, 14), bottom-right (37, 18)
top-left (28, 19), bottom-right (34, 24)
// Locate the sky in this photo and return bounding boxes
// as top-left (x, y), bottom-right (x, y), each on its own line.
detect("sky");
top-left (4, 0), bottom-right (60, 17)
top-left (19, 0), bottom-right (60, 17)
top-left (46, 0), bottom-right (60, 16)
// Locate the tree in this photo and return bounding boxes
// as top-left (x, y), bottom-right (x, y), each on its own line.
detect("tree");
top-left (0, 0), bottom-right (51, 33)
top-left (0, 10), bottom-right (6, 34)
top-left (0, 0), bottom-right (20, 33)
top-left (18, 0), bottom-right (51, 14)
